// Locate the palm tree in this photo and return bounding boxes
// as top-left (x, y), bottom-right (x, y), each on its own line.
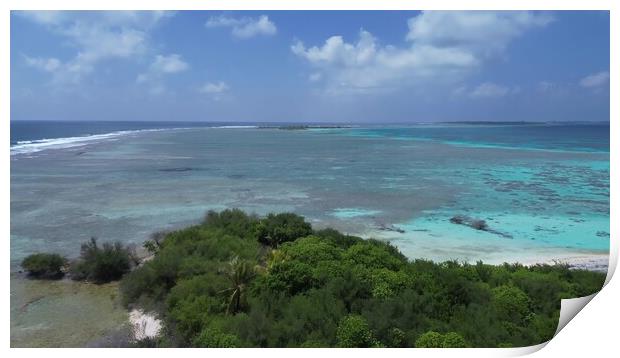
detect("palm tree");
top-left (221, 256), bottom-right (255, 315)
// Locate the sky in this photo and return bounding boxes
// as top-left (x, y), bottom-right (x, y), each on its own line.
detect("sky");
top-left (10, 10), bottom-right (610, 123)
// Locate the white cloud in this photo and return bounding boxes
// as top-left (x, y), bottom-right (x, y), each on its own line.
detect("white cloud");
top-left (292, 31), bottom-right (379, 66)
top-left (205, 16), bottom-right (242, 27)
top-left (67, 25), bottom-right (148, 63)
top-left (292, 11), bottom-right (552, 95)
top-left (18, 10), bottom-right (172, 28)
top-left (206, 14), bottom-right (276, 39)
top-left (136, 54), bottom-right (189, 95)
top-left (292, 29), bottom-right (478, 94)
top-left (150, 54), bottom-right (189, 74)
top-left (452, 82), bottom-right (520, 99)
top-left (17, 11), bottom-right (173, 85)
top-left (137, 54), bottom-right (189, 83)
top-left (17, 11), bottom-right (67, 25)
top-left (199, 81), bottom-right (230, 101)
top-left (580, 71), bottom-right (609, 88)
top-left (406, 11), bottom-right (553, 55)
top-left (24, 56), bottom-right (62, 72)
top-left (200, 81), bottom-right (229, 94)
top-left (98, 10), bottom-right (174, 27)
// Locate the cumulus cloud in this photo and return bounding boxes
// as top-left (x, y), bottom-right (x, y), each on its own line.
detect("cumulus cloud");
top-left (136, 54), bottom-right (189, 95)
top-left (406, 11), bottom-right (553, 55)
top-left (580, 71), bottom-right (609, 88)
top-left (17, 10), bottom-right (67, 25)
top-left (199, 81), bottom-right (230, 101)
top-left (136, 54), bottom-right (189, 84)
top-left (291, 29), bottom-right (476, 94)
top-left (24, 56), bottom-right (62, 72)
top-left (149, 54), bottom-right (189, 74)
top-left (292, 11), bottom-right (552, 95)
top-left (205, 14), bottom-right (276, 39)
top-left (17, 11), bottom-right (173, 85)
top-left (199, 81), bottom-right (229, 93)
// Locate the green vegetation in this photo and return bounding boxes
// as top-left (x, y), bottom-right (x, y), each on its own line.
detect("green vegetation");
top-left (259, 125), bottom-right (351, 130)
top-left (277, 125), bottom-right (310, 130)
top-left (70, 238), bottom-right (133, 283)
top-left (415, 331), bottom-right (444, 348)
top-left (118, 209), bottom-right (605, 348)
top-left (18, 210), bottom-right (606, 347)
top-left (21, 253), bottom-right (66, 279)
top-left (21, 238), bottom-right (137, 283)
top-left (336, 315), bottom-right (381, 347)
top-left (193, 328), bottom-right (241, 348)
top-left (254, 212), bottom-right (312, 248)
top-left (415, 331), bottom-right (467, 348)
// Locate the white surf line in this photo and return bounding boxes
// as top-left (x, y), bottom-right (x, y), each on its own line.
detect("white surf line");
top-left (10, 127), bottom-right (192, 156)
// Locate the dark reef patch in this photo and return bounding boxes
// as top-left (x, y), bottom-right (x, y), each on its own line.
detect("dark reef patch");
top-left (158, 167), bottom-right (197, 172)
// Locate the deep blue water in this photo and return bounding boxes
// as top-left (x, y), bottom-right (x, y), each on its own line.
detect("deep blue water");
top-left (11, 121), bottom-right (609, 153)
top-left (10, 120), bottom-right (238, 144)
top-left (340, 123), bottom-right (610, 152)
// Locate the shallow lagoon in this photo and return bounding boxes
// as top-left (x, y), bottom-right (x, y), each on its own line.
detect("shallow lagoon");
top-left (10, 124), bottom-right (609, 346)
top-left (10, 276), bottom-right (129, 347)
top-left (11, 125), bottom-right (609, 265)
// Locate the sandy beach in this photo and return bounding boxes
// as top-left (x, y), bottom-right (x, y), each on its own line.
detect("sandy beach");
top-left (129, 309), bottom-right (162, 341)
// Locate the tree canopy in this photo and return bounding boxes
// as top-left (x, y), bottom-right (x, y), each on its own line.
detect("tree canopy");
top-left (119, 209), bottom-right (606, 348)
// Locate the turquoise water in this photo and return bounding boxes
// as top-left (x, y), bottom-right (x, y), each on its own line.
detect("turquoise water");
top-left (10, 123), bottom-right (609, 346)
top-left (337, 124), bottom-right (609, 152)
top-left (10, 123), bottom-right (609, 266)
top-left (332, 208), bottom-right (382, 219)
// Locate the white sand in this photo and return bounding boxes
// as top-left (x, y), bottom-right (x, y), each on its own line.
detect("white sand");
top-left (521, 253), bottom-right (609, 273)
top-left (129, 309), bottom-right (162, 341)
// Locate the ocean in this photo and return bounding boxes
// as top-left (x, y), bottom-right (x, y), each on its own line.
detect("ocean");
top-left (10, 120), bottom-right (609, 346)
top-left (10, 121), bottom-right (609, 265)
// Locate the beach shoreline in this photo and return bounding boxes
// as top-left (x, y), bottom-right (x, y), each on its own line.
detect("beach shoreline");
top-left (521, 253), bottom-right (610, 273)
top-left (128, 309), bottom-right (162, 341)
top-left (10, 239), bottom-right (610, 347)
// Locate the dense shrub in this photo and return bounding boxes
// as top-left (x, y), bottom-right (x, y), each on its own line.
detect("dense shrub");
top-left (21, 253), bottom-right (66, 278)
top-left (336, 315), bottom-right (379, 348)
top-left (492, 285), bottom-right (531, 323)
top-left (204, 209), bottom-right (259, 238)
top-left (442, 332), bottom-right (468, 348)
top-left (193, 328), bottom-right (240, 348)
top-left (254, 213), bottom-right (312, 248)
top-left (387, 327), bottom-right (406, 347)
top-left (119, 210), bottom-right (606, 348)
top-left (415, 331), bottom-right (444, 348)
top-left (70, 238), bottom-right (132, 283)
top-left (415, 331), bottom-right (468, 348)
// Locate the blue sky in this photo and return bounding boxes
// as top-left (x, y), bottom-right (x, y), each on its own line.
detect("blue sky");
top-left (10, 10), bottom-right (610, 122)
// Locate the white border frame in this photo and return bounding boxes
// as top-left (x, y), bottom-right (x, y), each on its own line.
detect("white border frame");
top-left (2, 1), bottom-right (616, 357)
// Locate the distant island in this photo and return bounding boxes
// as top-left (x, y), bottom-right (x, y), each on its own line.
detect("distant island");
top-left (438, 121), bottom-right (536, 126)
top-left (258, 125), bottom-right (354, 130)
top-left (22, 209), bottom-right (606, 348)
